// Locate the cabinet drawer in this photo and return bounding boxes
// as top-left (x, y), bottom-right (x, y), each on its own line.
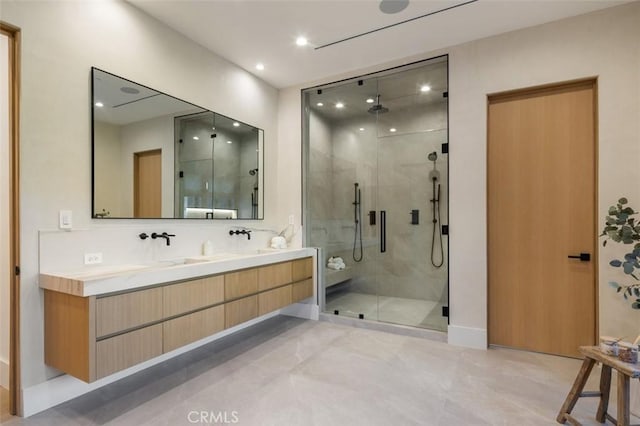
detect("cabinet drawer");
top-left (258, 285), bottom-right (292, 316)
top-left (163, 305), bottom-right (225, 353)
top-left (292, 279), bottom-right (314, 302)
top-left (292, 257), bottom-right (313, 282)
top-left (225, 295), bottom-right (258, 328)
top-left (164, 275), bottom-right (224, 318)
top-left (96, 324), bottom-right (162, 379)
top-left (258, 261), bottom-right (292, 291)
top-left (225, 268), bottom-right (258, 300)
top-left (96, 287), bottom-right (163, 338)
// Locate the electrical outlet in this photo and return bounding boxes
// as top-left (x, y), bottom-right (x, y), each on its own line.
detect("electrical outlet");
top-left (288, 214), bottom-right (295, 225)
top-left (84, 252), bottom-right (103, 265)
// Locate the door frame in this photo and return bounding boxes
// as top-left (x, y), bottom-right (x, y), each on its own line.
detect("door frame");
top-left (0, 21), bottom-right (21, 415)
top-left (486, 78), bottom-right (599, 352)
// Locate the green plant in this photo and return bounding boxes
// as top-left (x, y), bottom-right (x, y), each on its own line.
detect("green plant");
top-left (601, 198), bottom-right (640, 308)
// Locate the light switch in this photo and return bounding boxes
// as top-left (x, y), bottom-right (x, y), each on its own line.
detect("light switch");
top-left (59, 210), bottom-right (72, 229)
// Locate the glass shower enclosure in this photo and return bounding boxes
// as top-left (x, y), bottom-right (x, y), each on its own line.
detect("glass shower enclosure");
top-left (303, 56), bottom-right (449, 332)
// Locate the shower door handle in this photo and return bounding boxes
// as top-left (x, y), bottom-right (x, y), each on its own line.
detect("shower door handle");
top-left (380, 210), bottom-right (386, 253)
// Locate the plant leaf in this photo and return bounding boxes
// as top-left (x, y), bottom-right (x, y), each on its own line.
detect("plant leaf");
top-left (610, 259), bottom-right (622, 267)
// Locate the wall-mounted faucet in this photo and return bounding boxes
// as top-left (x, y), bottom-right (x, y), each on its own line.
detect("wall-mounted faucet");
top-left (151, 232), bottom-right (176, 246)
top-left (229, 229), bottom-right (251, 240)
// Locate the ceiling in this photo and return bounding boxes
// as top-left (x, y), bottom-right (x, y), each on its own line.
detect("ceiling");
top-left (128, 0), bottom-right (628, 89)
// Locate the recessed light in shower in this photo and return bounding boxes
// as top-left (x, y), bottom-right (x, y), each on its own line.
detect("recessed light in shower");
top-left (335, 102), bottom-right (345, 109)
top-left (296, 36), bottom-right (308, 46)
top-left (233, 122), bottom-right (240, 127)
top-left (420, 85), bottom-right (431, 92)
top-left (227, 140), bottom-right (233, 144)
top-left (193, 136), bottom-right (199, 140)
top-left (316, 102), bottom-right (324, 107)
top-left (94, 101), bottom-right (104, 107)
top-left (379, 0), bottom-right (409, 14)
top-left (359, 128), bottom-right (365, 131)
top-left (120, 86), bottom-right (140, 94)
top-left (255, 63), bottom-right (265, 71)
top-left (390, 128), bottom-right (397, 132)
top-left (366, 98), bottom-right (375, 104)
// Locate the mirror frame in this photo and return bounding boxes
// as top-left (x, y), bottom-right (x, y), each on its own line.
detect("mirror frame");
top-left (91, 67), bottom-right (264, 220)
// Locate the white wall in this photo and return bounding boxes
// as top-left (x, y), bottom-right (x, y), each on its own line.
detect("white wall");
top-left (93, 121), bottom-right (123, 217)
top-left (0, 0), bottom-right (284, 415)
top-left (0, 31), bottom-right (10, 390)
top-left (281, 2), bottom-right (640, 348)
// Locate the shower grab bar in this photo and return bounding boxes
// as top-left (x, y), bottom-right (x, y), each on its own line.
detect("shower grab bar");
top-left (380, 210), bottom-right (386, 253)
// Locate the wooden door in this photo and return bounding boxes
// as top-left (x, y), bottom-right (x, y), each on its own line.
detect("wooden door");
top-left (488, 80), bottom-right (597, 358)
top-left (134, 149), bottom-right (161, 218)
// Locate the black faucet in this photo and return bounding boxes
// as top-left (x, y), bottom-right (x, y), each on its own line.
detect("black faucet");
top-left (229, 229), bottom-right (251, 240)
top-left (151, 232), bottom-right (176, 246)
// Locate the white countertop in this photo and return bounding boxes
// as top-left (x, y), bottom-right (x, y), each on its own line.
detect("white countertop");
top-left (39, 248), bottom-right (316, 297)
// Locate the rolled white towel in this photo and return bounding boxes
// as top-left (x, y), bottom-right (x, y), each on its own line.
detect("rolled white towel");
top-left (327, 263), bottom-right (342, 270)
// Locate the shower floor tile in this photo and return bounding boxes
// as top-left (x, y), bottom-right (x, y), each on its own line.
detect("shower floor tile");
top-left (325, 291), bottom-right (447, 331)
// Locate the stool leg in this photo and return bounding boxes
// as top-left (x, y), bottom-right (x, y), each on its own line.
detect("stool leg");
top-left (557, 358), bottom-right (596, 424)
top-left (596, 365), bottom-right (612, 422)
top-left (618, 372), bottom-right (630, 426)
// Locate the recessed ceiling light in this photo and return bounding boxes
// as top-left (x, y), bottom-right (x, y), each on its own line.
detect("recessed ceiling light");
top-left (233, 122), bottom-right (240, 127)
top-left (420, 85), bottom-right (431, 92)
top-left (120, 86), bottom-right (140, 94)
top-left (335, 102), bottom-right (344, 109)
top-left (256, 63), bottom-right (265, 71)
top-left (296, 36), bottom-right (308, 46)
top-left (94, 101), bottom-right (104, 107)
top-left (390, 128), bottom-right (397, 132)
top-left (212, 126), bottom-right (216, 130)
top-left (227, 140), bottom-right (233, 144)
top-left (366, 98), bottom-right (375, 104)
top-left (316, 102), bottom-right (324, 107)
top-left (379, 0), bottom-right (409, 14)
top-left (359, 128), bottom-right (365, 131)
top-left (193, 136), bottom-right (199, 140)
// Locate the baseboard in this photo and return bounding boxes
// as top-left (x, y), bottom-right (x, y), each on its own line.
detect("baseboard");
top-left (447, 324), bottom-right (487, 350)
top-left (21, 311), bottom-right (281, 417)
top-left (280, 301), bottom-right (319, 320)
top-left (0, 358), bottom-right (8, 389)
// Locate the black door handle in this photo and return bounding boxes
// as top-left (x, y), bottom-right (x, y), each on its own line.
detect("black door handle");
top-left (380, 211), bottom-right (386, 253)
top-left (568, 253), bottom-right (591, 261)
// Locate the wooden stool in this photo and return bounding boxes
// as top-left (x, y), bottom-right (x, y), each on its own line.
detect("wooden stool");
top-left (557, 346), bottom-right (640, 425)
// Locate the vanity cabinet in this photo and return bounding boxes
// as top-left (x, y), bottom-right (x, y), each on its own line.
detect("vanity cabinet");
top-left (44, 256), bottom-right (314, 382)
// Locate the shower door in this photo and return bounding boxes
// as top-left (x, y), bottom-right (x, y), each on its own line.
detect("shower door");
top-left (376, 129), bottom-right (448, 331)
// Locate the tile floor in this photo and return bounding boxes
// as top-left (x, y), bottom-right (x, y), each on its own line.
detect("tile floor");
top-left (4, 316), bottom-right (633, 425)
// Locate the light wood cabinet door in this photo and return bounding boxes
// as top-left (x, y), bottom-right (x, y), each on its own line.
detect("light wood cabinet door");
top-left (225, 295), bottom-right (258, 328)
top-left (225, 268), bottom-right (258, 300)
top-left (292, 279), bottom-right (314, 302)
top-left (258, 262), bottom-right (292, 291)
top-left (163, 305), bottom-right (225, 353)
top-left (292, 257), bottom-right (313, 282)
top-left (258, 286), bottom-right (292, 316)
top-left (163, 275), bottom-right (224, 318)
top-left (96, 287), bottom-right (163, 338)
top-left (96, 324), bottom-right (163, 379)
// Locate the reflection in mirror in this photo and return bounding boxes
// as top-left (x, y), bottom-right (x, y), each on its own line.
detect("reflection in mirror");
top-left (92, 68), bottom-right (264, 219)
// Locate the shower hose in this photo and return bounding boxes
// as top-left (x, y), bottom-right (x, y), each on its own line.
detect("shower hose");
top-left (431, 180), bottom-right (444, 268)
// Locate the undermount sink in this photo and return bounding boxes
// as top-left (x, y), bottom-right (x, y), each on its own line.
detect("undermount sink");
top-left (183, 253), bottom-right (248, 264)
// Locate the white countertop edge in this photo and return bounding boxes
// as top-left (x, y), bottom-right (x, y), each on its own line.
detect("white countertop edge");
top-left (40, 248), bottom-right (317, 297)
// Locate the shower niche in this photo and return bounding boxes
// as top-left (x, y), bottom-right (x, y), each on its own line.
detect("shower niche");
top-left (302, 55), bottom-right (449, 332)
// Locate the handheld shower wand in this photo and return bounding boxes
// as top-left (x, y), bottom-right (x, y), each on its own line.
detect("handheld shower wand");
top-left (352, 182), bottom-right (363, 262)
top-left (429, 152), bottom-right (444, 268)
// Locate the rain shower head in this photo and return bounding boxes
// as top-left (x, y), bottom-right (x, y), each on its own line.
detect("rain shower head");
top-left (367, 94), bottom-right (389, 114)
top-left (428, 151), bottom-right (438, 162)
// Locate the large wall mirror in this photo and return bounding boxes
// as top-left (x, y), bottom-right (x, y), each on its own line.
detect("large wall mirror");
top-left (91, 68), bottom-right (264, 219)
